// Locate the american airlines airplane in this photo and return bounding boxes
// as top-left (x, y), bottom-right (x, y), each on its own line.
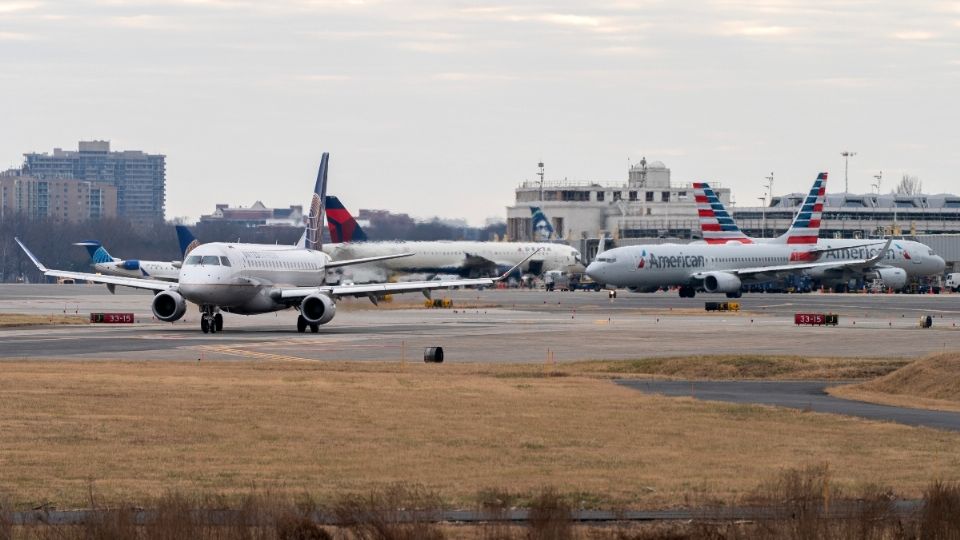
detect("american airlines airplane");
top-left (321, 196), bottom-right (583, 280)
top-left (73, 225), bottom-right (200, 283)
top-left (692, 180), bottom-right (945, 291)
top-left (585, 173), bottom-right (943, 297)
top-left (17, 153), bottom-right (533, 334)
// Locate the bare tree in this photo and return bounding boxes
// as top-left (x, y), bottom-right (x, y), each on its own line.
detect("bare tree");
top-left (894, 174), bottom-right (923, 195)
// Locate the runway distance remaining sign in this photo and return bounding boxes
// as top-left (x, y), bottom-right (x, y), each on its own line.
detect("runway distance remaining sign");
top-left (90, 313), bottom-right (134, 324)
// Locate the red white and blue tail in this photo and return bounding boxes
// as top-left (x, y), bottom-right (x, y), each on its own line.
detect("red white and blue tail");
top-left (770, 172), bottom-right (826, 245)
top-left (694, 182), bottom-right (753, 244)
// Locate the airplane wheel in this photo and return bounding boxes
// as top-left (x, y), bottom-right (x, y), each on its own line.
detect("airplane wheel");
top-left (209, 318), bottom-right (217, 334)
top-left (726, 292), bottom-right (742, 299)
top-left (310, 324), bottom-right (319, 333)
top-left (297, 315), bottom-right (307, 333)
top-left (214, 313), bottom-right (224, 332)
top-left (200, 318), bottom-right (210, 334)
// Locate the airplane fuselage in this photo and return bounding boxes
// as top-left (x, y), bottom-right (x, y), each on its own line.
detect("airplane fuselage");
top-left (586, 239), bottom-right (944, 290)
top-left (178, 242), bottom-right (333, 314)
top-left (323, 240), bottom-right (582, 278)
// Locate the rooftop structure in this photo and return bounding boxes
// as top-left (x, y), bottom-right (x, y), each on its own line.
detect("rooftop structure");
top-left (200, 201), bottom-right (304, 228)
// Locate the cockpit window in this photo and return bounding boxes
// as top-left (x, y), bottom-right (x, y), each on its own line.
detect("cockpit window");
top-left (185, 255), bottom-right (202, 265)
top-left (200, 255), bottom-right (221, 266)
top-left (219, 256), bottom-right (232, 267)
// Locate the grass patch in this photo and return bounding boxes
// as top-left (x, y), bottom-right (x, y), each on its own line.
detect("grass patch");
top-left (567, 355), bottom-right (908, 380)
top-left (0, 314), bottom-right (88, 327)
top-left (829, 352), bottom-right (960, 412)
top-left (0, 359), bottom-right (956, 510)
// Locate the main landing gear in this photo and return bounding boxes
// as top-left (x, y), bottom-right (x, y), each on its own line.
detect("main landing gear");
top-left (678, 285), bottom-right (697, 298)
top-left (200, 307), bottom-right (224, 334)
top-left (297, 315), bottom-right (319, 334)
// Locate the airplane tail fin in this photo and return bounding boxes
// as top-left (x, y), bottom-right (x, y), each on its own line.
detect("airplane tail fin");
top-left (175, 225), bottom-right (200, 257)
top-left (693, 183), bottom-right (753, 244)
top-left (325, 195), bottom-right (368, 243)
top-left (530, 206), bottom-right (557, 240)
top-left (74, 241), bottom-right (117, 264)
top-left (770, 172), bottom-right (827, 245)
top-left (305, 153), bottom-right (329, 251)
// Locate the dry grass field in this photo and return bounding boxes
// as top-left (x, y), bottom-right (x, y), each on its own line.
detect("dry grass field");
top-left (830, 353), bottom-right (960, 413)
top-left (0, 314), bottom-right (87, 327)
top-left (0, 357), bottom-right (957, 511)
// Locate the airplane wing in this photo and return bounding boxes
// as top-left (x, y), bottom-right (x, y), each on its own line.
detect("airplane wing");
top-left (691, 239), bottom-right (893, 280)
top-left (325, 252), bottom-right (414, 269)
top-left (277, 249), bottom-right (540, 300)
top-left (16, 238), bottom-right (175, 292)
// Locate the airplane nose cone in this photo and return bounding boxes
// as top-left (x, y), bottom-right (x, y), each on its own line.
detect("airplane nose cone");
top-left (935, 256), bottom-right (946, 273)
top-left (586, 261), bottom-right (601, 279)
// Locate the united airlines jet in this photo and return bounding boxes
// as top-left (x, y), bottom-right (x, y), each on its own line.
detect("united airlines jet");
top-left (18, 153), bottom-right (533, 334)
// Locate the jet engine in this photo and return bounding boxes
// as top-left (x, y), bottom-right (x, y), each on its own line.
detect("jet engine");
top-left (152, 290), bottom-right (187, 322)
top-left (702, 272), bottom-right (742, 294)
top-left (871, 267), bottom-right (908, 290)
top-left (120, 260), bottom-right (141, 271)
top-left (300, 293), bottom-right (337, 325)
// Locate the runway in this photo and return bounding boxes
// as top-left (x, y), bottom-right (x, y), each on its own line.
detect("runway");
top-left (0, 284), bottom-right (957, 363)
top-left (618, 380), bottom-right (960, 432)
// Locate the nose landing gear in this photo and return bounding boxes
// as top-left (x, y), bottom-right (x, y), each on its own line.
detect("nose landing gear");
top-left (200, 307), bottom-right (224, 334)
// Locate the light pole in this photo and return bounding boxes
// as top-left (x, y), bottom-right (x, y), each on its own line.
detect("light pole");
top-left (537, 161), bottom-right (545, 201)
top-left (841, 151), bottom-right (857, 194)
top-left (758, 196), bottom-right (767, 238)
top-left (873, 171), bottom-right (882, 194)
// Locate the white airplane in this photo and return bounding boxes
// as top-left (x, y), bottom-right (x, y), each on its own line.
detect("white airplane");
top-left (17, 153), bottom-right (535, 334)
top-left (585, 173), bottom-right (943, 297)
top-left (72, 226), bottom-right (200, 284)
top-left (322, 195), bottom-right (582, 281)
top-left (692, 179), bottom-right (946, 291)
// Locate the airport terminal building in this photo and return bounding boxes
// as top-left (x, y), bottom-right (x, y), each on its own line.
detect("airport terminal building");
top-left (506, 160), bottom-right (960, 271)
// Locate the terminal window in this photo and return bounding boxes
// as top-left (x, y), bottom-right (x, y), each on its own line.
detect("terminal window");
top-left (661, 191), bottom-right (670, 202)
top-left (629, 191), bottom-right (637, 201)
top-left (596, 191), bottom-right (605, 202)
top-left (645, 191), bottom-right (654, 202)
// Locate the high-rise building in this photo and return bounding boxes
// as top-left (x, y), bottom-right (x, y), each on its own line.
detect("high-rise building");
top-left (0, 169), bottom-right (117, 222)
top-left (23, 140), bottom-right (165, 224)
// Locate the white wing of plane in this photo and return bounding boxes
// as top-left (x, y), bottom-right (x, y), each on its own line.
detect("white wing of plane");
top-left (277, 253), bottom-right (536, 301)
top-left (16, 238), bottom-right (175, 292)
top-left (692, 239), bottom-right (893, 280)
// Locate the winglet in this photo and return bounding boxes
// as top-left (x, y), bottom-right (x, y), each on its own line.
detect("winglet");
top-left (493, 248), bottom-right (542, 282)
top-left (15, 237), bottom-right (48, 273)
top-left (866, 238), bottom-right (893, 265)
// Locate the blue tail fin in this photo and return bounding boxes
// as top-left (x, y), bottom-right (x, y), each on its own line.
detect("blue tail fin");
top-left (325, 195), bottom-right (368, 243)
top-left (175, 225), bottom-right (200, 257)
top-left (530, 206), bottom-right (557, 240)
top-left (305, 153), bottom-right (329, 250)
top-left (74, 241), bottom-right (116, 264)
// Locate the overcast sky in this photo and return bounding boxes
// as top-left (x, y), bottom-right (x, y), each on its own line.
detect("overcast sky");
top-left (1, 0), bottom-right (958, 224)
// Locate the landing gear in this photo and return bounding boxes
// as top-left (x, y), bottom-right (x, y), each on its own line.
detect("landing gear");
top-left (200, 306), bottom-right (222, 334)
top-left (296, 314), bottom-right (321, 334)
top-left (679, 285), bottom-right (696, 298)
top-left (726, 291), bottom-right (742, 299)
